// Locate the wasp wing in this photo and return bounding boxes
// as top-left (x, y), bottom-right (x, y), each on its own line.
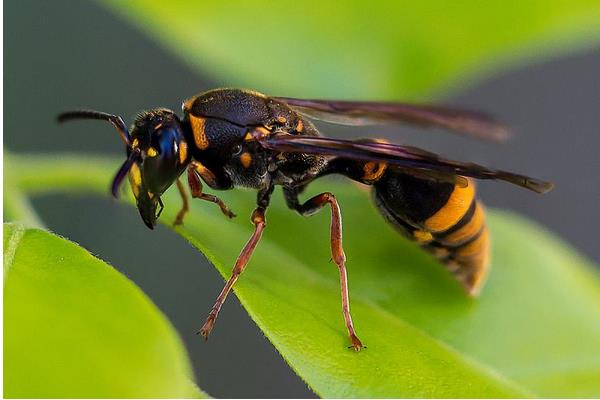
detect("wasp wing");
top-left (275, 97), bottom-right (511, 142)
top-left (260, 135), bottom-right (553, 193)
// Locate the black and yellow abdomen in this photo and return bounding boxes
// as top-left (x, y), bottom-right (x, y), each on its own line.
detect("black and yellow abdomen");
top-left (372, 168), bottom-right (489, 295)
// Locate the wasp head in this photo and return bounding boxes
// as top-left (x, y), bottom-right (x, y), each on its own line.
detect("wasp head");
top-left (57, 107), bottom-right (191, 230)
top-left (124, 108), bottom-right (190, 228)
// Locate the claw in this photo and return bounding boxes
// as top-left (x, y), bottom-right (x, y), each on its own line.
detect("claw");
top-left (198, 314), bottom-right (216, 341)
top-left (225, 210), bottom-right (236, 219)
top-left (348, 334), bottom-right (365, 351)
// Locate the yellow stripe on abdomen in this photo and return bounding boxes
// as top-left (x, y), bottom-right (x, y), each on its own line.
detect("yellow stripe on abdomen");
top-left (423, 179), bottom-right (475, 232)
top-left (450, 227), bottom-right (490, 296)
top-left (439, 201), bottom-right (485, 247)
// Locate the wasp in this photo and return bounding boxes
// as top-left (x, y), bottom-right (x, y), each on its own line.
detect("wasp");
top-left (58, 88), bottom-right (553, 350)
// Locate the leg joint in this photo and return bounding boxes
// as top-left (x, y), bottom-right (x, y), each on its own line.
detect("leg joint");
top-left (318, 192), bottom-right (335, 203)
top-left (251, 208), bottom-right (266, 226)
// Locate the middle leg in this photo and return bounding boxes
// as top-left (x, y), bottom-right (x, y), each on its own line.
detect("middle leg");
top-left (187, 162), bottom-right (236, 219)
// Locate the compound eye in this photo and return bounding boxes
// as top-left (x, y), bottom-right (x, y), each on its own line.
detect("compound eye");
top-left (142, 124), bottom-right (187, 195)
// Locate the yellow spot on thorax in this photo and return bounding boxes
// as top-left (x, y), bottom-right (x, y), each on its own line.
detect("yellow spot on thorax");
top-left (182, 96), bottom-right (196, 112)
top-left (240, 152), bottom-right (252, 168)
top-left (193, 161), bottom-right (207, 174)
top-left (296, 119), bottom-right (304, 132)
top-left (277, 116), bottom-right (287, 124)
top-left (244, 126), bottom-right (271, 141)
top-left (146, 147), bottom-right (158, 157)
top-left (189, 115), bottom-right (209, 150)
top-left (424, 179), bottom-right (476, 232)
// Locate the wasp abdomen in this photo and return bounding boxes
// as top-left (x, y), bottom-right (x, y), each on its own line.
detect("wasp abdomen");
top-left (372, 169), bottom-right (490, 295)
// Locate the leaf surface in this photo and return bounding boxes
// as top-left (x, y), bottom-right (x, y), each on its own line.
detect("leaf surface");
top-left (8, 154), bottom-right (600, 397)
top-left (155, 180), bottom-right (600, 398)
top-left (3, 223), bottom-right (205, 398)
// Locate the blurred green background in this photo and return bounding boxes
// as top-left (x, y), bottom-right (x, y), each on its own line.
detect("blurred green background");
top-left (5, 0), bottom-right (600, 397)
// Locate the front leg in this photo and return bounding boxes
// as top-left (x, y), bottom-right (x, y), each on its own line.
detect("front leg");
top-left (199, 184), bottom-right (274, 339)
top-left (284, 187), bottom-right (364, 351)
top-left (173, 178), bottom-right (190, 226)
top-left (177, 162), bottom-right (236, 225)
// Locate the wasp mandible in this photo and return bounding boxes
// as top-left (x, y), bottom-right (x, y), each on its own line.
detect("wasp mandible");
top-left (58, 88), bottom-right (553, 351)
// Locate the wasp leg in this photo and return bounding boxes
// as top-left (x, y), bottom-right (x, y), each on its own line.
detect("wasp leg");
top-left (173, 179), bottom-right (190, 226)
top-left (284, 188), bottom-right (364, 351)
top-left (187, 163), bottom-right (236, 219)
top-left (199, 185), bottom-right (273, 340)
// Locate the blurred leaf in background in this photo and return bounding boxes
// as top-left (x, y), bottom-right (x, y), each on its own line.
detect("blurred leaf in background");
top-left (105, 0), bottom-right (600, 99)
top-left (3, 223), bottom-right (205, 398)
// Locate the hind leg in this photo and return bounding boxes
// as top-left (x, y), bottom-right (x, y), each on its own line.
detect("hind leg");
top-left (284, 187), bottom-right (364, 351)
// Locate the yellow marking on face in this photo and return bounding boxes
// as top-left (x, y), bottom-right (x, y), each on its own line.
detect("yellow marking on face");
top-left (131, 138), bottom-right (139, 148)
top-left (128, 163), bottom-right (142, 198)
top-left (146, 147), bottom-right (158, 157)
top-left (424, 179), bottom-right (476, 232)
top-left (148, 191), bottom-right (154, 199)
top-left (362, 161), bottom-right (387, 183)
top-left (441, 201), bottom-right (485, 246)
top-left (240, 152), bottom-right (252, 168)
top-left (413, 230), bottom-right (433, 243)
top-left (296, 119), bottom-right (303, 132)
top-left (179, 140), bottom-right (188, 164)
top-left (244, 132), bottom-right (253, 141)
top-left (189, 114), bottom-right (209, 150)
top-left (277, 116), bottom-right (287, 124)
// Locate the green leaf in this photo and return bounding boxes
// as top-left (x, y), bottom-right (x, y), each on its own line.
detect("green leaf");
top-left (8, 154), bottom-right (600, 397)
top-left (103, 0), bottom-right (600, 99)
top-left (3, 222), bottom-right (205, 398)
top-left (4, 152), bottom-right (45, 228)
top-left (158, 182), bottom-right (600, 398)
